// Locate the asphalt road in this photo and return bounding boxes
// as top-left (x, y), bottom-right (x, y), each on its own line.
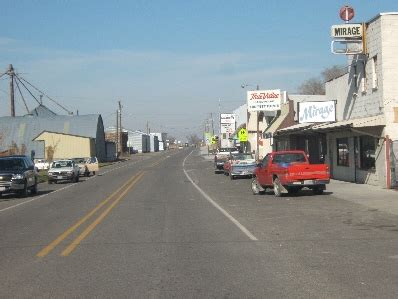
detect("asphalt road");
top-left (0, 148), bottom-right (397, 298)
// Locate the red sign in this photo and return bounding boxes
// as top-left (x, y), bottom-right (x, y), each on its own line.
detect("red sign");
top-left (339, 6), bottom-right (355, 22)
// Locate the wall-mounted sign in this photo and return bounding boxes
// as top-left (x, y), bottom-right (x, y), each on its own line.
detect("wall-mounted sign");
top-left (298, 101), bottom-right (336, 123)
top-left (221, 122), bottom-right (235, 134)
top-left (220, 113), bottom-right (236, 124)
top-left (331, 24), bottom-right (362, 39)
top-left (247, 89), bottom-right (281, 112)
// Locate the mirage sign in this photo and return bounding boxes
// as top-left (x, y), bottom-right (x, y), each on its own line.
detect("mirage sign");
top-left (298, 101), bottom-right (336, 123)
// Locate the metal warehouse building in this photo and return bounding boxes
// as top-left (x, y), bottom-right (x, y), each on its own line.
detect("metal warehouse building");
top-left (0, 105), bottom-right (106, 162)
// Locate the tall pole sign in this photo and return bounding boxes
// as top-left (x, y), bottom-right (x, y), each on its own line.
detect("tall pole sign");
top-left (339, 5), bottom-right (354, 23)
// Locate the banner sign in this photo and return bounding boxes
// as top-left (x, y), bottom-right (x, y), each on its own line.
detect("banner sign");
top-left (298, 101), bottom-right (336, 123)
top-left (247, 89), bottom-right (281, 112)
top-left (220, 113), bottom-right (236, 124)
top-left (221, 123), bottom-right (235, 134)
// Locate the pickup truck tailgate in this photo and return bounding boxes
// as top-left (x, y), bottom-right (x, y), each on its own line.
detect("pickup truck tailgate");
top-left (287, 164), bottom-right (329, 180)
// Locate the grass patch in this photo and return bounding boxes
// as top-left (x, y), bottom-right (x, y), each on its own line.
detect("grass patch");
top-left (37, 170), bottom-right (48, 183)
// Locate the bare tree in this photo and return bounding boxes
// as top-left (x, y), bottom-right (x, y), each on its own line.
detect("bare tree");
top-left (296, 65), bottom-right (347, 95)
top-left (297, 78), bottom-right (325, 95)
top-left (321, 65), bottom-right (347, 82)
top-left (186, 134), bottom-right (201, 146)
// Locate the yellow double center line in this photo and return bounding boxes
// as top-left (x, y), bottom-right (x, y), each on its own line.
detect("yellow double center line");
top-left (37, 171), bottom-right (145, 257)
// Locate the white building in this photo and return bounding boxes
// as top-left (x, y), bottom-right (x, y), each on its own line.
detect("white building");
top-left (274, 12), bottom-right (398, 188)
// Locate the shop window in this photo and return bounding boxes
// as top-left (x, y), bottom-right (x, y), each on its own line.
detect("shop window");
top-left (360, 136), bottom-right (376, 171)
top-left (337, 138), bottom-right (349, 166)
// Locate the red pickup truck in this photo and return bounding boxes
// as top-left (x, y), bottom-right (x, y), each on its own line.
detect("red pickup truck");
top-left (251, 150), bottom-right (330, 197)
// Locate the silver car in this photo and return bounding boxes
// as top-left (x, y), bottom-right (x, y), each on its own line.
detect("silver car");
top-left (47, 160), bottom-right (80, 184)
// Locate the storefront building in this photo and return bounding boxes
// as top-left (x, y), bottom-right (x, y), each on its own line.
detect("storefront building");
top-left (274, 13), bottom-right (398, 188)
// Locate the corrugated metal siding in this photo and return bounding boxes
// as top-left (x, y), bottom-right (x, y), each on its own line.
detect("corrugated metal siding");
top-left (0, 114), bottom-right (105, 161)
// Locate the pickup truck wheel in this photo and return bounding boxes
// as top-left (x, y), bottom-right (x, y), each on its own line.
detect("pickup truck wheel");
top-left (251, 178), bottom-right (264, 195)
top-left (313, 186), bottom-right (324, 195)
top-left (273, 178), bottom-right (283, 197)
top-left (288, 187), bottom-right (300, 195)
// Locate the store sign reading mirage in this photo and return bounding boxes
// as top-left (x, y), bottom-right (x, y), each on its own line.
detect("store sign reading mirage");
top-left (220, 113), bottom-right (236, 124)
top-left (298, 101), bottom-right (336, 123)
top-left (247, 89), bottom-right (281, 112)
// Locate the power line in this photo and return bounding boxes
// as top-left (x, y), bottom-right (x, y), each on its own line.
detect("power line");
top-left (15, 74), bottom-right (73, 115)
top-left (14, 78), bottom-right (30, 113)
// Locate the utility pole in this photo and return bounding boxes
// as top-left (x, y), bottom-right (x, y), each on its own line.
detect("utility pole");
top-left (118, 100), bottom-right (122, 155)
top-left (8, 64), bottom-right (15, 117)
top-left (210, 113), bottom-right (214, 135)
top-left (256, 84), bottom-right (260, 161)
top-left (116, 109), bottom-right (119, 157)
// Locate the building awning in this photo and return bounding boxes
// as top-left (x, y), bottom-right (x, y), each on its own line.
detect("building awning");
top-left (275, 114), bottom-right (385, 135)
top-left (311, 114), bottom-right (385, 131)
top-left (276, 123), bottom-right (314, 134)
top-left (264, 112), bottom-right (287, 134)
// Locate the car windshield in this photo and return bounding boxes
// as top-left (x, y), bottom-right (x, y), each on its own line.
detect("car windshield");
top-left (72, 158), bottom-right (85, 164)
top-left (232, 154), bottom-right (253, 160)
top-left (52, 161), bottom-right (72, 168)
top-left (0, 158), bottom-right (25, 171)
top-left (273, 153), bottom-right (306, 164)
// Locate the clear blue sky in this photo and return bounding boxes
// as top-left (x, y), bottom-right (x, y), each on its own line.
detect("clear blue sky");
top-left (0, 1), bottom-right (396, 139)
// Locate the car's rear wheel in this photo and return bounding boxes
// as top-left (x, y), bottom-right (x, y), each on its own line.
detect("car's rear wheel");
top-left (313, 186), bottom-right (324, 195)
top-left (251, 178), bottom-right (264, 195)
top-left (273, 178), bottom-right (283, 197)
top-left (230, 174), bottom-right (235, 180)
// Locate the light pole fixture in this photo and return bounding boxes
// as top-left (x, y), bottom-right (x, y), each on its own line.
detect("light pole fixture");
top-left (241, 83), bottom-right (260, 160)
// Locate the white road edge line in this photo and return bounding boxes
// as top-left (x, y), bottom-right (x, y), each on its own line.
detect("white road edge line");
top-left (182, 150), bottom-right (258, 241)
top-left (0, 184), bottom-right (74, 213)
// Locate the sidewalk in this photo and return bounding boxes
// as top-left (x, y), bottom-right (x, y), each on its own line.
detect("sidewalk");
top-left (327, 180), bottom-right (398, 216)
top-left (198, 147), bottom-right (398, 216)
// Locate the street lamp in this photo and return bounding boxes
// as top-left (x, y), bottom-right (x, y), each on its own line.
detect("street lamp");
top-left (241, 83), bottom-right (260, 160)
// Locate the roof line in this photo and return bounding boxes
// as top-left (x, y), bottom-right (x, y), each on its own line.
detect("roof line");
top-left (32, 130), bottom-right (94, 141)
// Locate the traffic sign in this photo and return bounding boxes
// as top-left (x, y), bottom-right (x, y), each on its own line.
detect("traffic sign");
top-left (238, 128), bottom-right (248, 142)
top-left (211, 135), bottom-right (218, 144)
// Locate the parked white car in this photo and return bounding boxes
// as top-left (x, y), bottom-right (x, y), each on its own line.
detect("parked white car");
top-left (34, 159), bottom-right (50, 170)
top-left (47, 160), bottom-right (80, 184)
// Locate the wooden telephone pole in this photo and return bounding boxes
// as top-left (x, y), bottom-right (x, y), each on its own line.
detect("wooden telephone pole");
top-left (8, 64), bottom-right (15, 117)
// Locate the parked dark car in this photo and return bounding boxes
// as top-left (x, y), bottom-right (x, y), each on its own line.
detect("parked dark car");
top-left (0, 155), bottom-right (38, 197)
